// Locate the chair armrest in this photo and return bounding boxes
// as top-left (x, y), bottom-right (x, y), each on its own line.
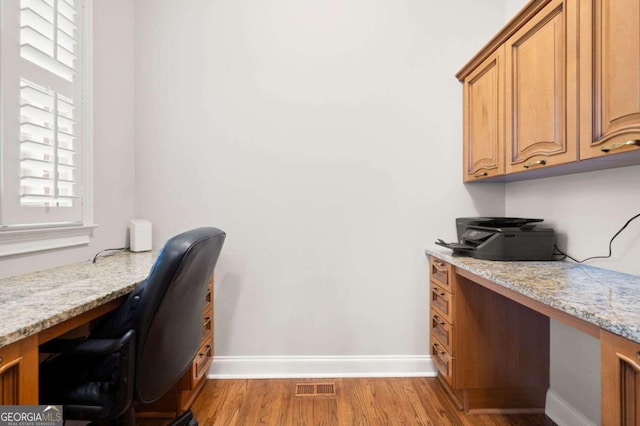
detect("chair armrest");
top-left (40, 329), bottom-right (137, 420)
top-left (40, 329), bottom-right (135, 356)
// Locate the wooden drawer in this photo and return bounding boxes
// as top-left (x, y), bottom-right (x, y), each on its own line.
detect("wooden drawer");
top-left (431, 313), bottom-right (454, 354)
top-left (431, 337), bottom-right (454, 386)
top-left (431, 283), bottom-right (455, 324)
top-left (430, 258), bottom-right (453, 292)
top-left (203, 279), bottom-right (213, 315)
top-left (201, 315), bottom-right (213, 349)
top-left (188, 342), bottom-right (213, 389)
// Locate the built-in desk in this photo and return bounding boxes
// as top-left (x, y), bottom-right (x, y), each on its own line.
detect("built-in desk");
top-left (426, 248), bottom-right (640, 424)
top-left (0, 251), bottom-right (156, 404)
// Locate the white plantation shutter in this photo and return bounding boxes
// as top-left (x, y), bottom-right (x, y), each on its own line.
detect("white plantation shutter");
top-left (20, 80), bottom-right (78, 208)
top-left (1, 0), bottom-right (88, 228)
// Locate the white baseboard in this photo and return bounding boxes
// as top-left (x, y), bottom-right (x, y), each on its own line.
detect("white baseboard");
top-left (207, 355), bottom-right (437, 379)
top-left (546, 389), bottom-right (598, 426)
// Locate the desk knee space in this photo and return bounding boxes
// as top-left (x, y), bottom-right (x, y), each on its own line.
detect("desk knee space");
top-left (430, 257), bottom-right (549, 413)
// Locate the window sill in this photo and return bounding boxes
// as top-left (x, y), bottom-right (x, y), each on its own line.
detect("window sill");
top-left (0, 224), bottom-right (99, 257)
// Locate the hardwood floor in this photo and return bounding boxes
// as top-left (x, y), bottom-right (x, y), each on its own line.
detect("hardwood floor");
top-left (141, 377), bottom-right (556, 426)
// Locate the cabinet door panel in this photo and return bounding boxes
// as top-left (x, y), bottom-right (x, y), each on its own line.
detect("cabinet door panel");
top-left (513, 21), bottom-right (560, 150)
top-left (505, 0), bottom-right (577, 172)
top-left (601, 330), bottom-right (640, 425)
top-left (0, 359), bottom-right (19, 404)
top-left (0, 335), bottom-right (38, 404)
top-left (621, 360), bottom-right (640, 425)
top-left (463, 49), bottom-right (504, 181)
top-left (583, 0), bottom-right (640, 158)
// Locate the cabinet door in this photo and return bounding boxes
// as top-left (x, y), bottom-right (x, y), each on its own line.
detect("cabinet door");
top-left (462, 48), bottom-right (504, 182)
top-left (581, 0), bottom-right (640, 159)
top-left (601, 330), bottom-right (640, 425)
top-left (0, 335), bottom-right (38, 404)
top-left (505, 0), bottom-right (578, 173)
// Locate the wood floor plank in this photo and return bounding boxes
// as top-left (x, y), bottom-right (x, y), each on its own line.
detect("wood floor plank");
top-left (387, 378), bottom-right (444, 426)
top-left (191, 378), bottom-right (248, 426)
top-left (340, 378), bottom-right (384, 425)
top-left (140, 377), bottom-right (557, 426)
top-left (411, 376), bottom-right (469, 426)
top-left (255, 379), bottom-right (295, 425)
top-left (314, 398), bottom-right (339, 426)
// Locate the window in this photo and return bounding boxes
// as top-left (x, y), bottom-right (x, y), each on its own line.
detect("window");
top-left (0, 0), bottom-right (94, 256)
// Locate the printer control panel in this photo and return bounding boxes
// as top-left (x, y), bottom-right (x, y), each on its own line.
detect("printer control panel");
top-left (463, 229), bottom-right (493, 242)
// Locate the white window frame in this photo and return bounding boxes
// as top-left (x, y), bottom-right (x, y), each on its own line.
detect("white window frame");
top-left (0, 0), bottom-right (95, 257)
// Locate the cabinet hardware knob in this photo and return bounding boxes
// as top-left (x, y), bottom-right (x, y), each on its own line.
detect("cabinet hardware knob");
top-left (474, 171), bottom-right (488, 178)
top-left (432, 343), bottom-right (446, 357)
top-left (432, 288), bottom-right (446, 297)
top-left (600, 140), bottom-right (640, 153)
top-left (523, 159), bottom-right (547, 169)
top-left (433, 315), bottom-right (445, 326)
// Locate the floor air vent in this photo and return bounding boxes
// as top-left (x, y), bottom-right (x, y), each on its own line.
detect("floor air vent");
top-left (295, 382), bottom-right (336, 396)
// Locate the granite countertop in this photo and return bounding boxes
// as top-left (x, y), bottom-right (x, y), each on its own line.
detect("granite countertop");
top-left (0, 251), bottom-right (157, 348)
top-left (426, 247), bottom-right (640, 344)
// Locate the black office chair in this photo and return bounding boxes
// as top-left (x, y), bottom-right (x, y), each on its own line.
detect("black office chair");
top-left (39, 227), bottom-right (226, 426)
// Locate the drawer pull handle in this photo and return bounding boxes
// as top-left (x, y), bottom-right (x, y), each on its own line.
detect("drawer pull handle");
top-left (433, 315), bottom-right (445, 326)
top-left (474, 171), bottom-right (488, 178)
top-left (432, 343), bottom-right (446, 357)
top-left (0, 356), bottom-right (2, 364)
top-left (523, 159), bottom-right (547, 169)
top-left (199, 345), bottom-right (212, 358)
top-left (432, 288), bottom-right (446, 298)
top-left (435, 261), bottom-right (445, 268)
top-left (601, 140), bottom-right (640, 153)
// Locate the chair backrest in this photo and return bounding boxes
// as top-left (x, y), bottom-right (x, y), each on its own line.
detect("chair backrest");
top-left (137, 227), bottom-right (225, 402)
top-left (94, 227), bottom-right (226, 404)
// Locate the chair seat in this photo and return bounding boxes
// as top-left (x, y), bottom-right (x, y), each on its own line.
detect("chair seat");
top-left (40, 353), bottom-right (119, 419)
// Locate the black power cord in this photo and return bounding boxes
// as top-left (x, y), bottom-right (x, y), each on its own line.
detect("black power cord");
top-left (553, 212), bottom-right (640, 263)
top-left (92, 246), bottom-right (130, 263)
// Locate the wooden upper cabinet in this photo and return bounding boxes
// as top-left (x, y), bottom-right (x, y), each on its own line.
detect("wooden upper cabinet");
top-left (458, 0), bottom-right (640, 182)
top-left (505, 0), bottom-right (578, 173)
top-left (581, 0), bottom-right (640, 159)
top-left (462, 48), bottom-right (504, 182)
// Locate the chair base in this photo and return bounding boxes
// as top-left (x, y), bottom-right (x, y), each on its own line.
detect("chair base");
top-left (86, 408), bottom-right (135, 426)
top-left (85, 409), bottom-right (197, 426)
top-left (168, 410), bottom-right (198, 426)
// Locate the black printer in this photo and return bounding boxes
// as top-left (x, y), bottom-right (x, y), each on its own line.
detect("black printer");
top-left (436, 217), bottom-right (555, 261)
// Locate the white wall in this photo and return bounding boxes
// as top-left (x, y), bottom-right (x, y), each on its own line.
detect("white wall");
top-left (506, 166), bottom-right (640, 275)
top-left (504, 0), bottom-right (528, 22)
top-left (0, 0), bottom-right (136, 279)
top-left (134, 0), bottom-right (506, 360)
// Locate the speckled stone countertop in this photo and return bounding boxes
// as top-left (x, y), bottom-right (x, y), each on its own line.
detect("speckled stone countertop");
top-left (0, 251), bottom-right (157, 348)
top-left (426, 247), bottom-right (640, 344)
